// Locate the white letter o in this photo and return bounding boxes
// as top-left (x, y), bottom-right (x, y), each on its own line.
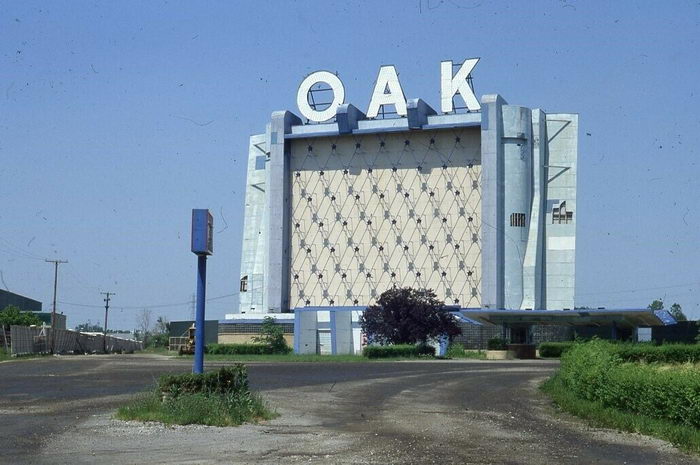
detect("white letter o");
top-left (296, 71), bottom-right (345, 123)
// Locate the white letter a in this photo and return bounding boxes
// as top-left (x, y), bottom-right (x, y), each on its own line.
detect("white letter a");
top-left (367, 66), bottom-right (407, 118)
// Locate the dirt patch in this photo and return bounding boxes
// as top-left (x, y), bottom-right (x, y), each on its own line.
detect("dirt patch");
top-left (2, 357), bottom-right (698, 464)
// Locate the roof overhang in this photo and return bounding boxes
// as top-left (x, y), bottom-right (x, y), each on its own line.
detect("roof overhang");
top-left (458, 308), bottom-right (677, 328)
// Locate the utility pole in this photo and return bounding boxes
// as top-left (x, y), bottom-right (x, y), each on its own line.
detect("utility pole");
top-left (101, 292), bottom-right (115, 353)
top-left (190, 293), bottom-right (195, 321)
top-left (45, 259), bottom-right (68, 354)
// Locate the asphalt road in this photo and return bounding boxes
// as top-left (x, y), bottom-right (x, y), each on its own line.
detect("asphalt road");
top-left (1, 354), bottom-right (698, 464)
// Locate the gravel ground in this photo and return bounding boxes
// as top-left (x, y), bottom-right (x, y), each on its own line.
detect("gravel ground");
top-left (1, 354), bottom-right (698, 464)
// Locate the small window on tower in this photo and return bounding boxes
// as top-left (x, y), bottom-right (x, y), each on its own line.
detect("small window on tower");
top-left (552, 201), bottom-right (573, 224)
top-left (254, 156), bottom-right (266, 170)
top-left (510, 213), bottom-right (526, 227)
top-left (239, 275), bottom-right (248, 292)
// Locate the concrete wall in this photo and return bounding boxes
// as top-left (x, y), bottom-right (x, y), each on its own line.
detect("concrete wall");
top-left (481, 96), bottom-right (577, 310)
top-left (218, 333), bottom-right (294, 346)
top-left (294, 308), bottom-right (363, 355)
top-left (265, 112), bottom-right (301, 313)
top-left (544, 114), bottom-right (578, 310)
top-left (479, 95), bottom-right (505, 309)
top-left (521, 109), bottom-right (548, 309)
top-left (217, 317), bottom-right (294, 346)
top-left (289, 128), bottom-right (482, 308)
top-left (501, 105), bottom-right (532, 309)
top-left (238, 134), bottom-right (268, 313)
top-left (331, 309), bottom-right (353, 354)
top-left (295, 310), bottom-right (318, 354)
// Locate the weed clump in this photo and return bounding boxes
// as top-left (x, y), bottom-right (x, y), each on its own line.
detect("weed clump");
top-left (116, 365), bottom-right (276, 427)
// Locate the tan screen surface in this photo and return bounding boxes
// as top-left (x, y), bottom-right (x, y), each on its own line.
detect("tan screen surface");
top-left (290, 127), bottom-right (481, 308)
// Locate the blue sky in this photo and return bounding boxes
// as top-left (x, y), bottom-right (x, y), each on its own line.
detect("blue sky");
top-left (1, 0), bottom-right (699, 329)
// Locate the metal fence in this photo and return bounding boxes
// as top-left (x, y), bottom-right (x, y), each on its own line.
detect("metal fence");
top-left (10, 325), bottom-right (143, 356)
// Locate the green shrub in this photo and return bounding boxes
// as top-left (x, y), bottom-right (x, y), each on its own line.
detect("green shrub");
top-left (0, 305), bottom-right (41, 327)
top-left (612, 343), bottom-right (700, 364)
top-left (251, 316), bottom-right (291, 354)
top-left (557, 340), bottom-right (700, 428)
top-left (416, 343), bottom-right (436, 356)
top-left (446, 343), bottom-right (465, 358)
top-left (147, 332), bottom-right (169, 348)
top-left (542, 374), bottom-right (700, 454)
top-left (539, 342), bottom-right (575, 358)
top-left (487, 337), bottom-right (506, 350)
top-left (205, 343), bottom-right (289, 355)
top-left (158, 365), bottom-right (249, 398)
top-left (362, 344), bottom-right (435, 358)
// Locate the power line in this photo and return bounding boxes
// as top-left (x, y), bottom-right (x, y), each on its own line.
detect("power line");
top-left (0, 248), bottom-right (43, 261)
top-left (0, 245), bottom-right (45, 262)
top-left (0, 236), bottom-right (46, 261)
top-left (577, 281), bottom-right (700, 296)
top-left (58, 292), bottom-right (239, 310)
top-left (581, 289), bottom-right (699, 304)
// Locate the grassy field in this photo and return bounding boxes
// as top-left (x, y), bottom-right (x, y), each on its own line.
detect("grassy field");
top-left (542, 374), bottom-right (700, 454)
top-left (140, 346), bottom-right (170, 355)
top-left (446, 348), bottom-right (486, 360)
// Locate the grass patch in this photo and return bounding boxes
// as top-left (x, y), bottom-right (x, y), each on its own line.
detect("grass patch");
top-left (449, 349), bottom-right (486, 360)
top-left (542, 374), bottom-right (700, 454)
top-left (0, 348), bottom-right (49, 362)
top-left (116, 365), bottom-right (276, 427)
top-left (197, 353), bottom-right (368, 362)
top-left (141, 346), bottom-right (170, 355)
top-left (445, 344), bottom-right (486, 359)
top-left (116, 390), bottom-right (276, 426)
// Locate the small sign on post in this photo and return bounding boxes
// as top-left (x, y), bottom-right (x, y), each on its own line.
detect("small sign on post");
top-left (191, 209), bottom-right (214, 256)
top-left (191, 209), bottom-right (213, 374)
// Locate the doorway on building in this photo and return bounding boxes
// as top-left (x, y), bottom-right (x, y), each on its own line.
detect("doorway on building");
top-left (510, 325), bottom-right (530, 344)
top-left (317, 329), bottom-right (331, 355)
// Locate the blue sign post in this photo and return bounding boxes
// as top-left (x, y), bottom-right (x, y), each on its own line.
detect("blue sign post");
top-left (191, 209), bottom-right (213, 374)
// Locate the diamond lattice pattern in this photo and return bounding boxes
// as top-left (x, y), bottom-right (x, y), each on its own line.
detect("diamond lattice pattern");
top-left (290, 127), bottom-right (481, 308)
